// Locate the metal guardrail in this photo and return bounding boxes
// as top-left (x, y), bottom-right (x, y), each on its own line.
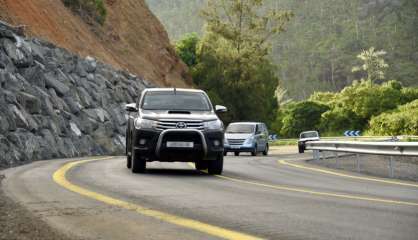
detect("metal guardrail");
top-left (277, 135), bottom-right (418, 142)
top-left (305, 140), bottom-right (418, 178)
top-left (305, 141), bottom-right (418, 157)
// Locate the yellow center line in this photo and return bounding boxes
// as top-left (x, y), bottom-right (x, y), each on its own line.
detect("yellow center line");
top-left (53, 157), bottom-right (262, 240)
top-left (278, 160), bottom-right (418, 188)
top-left (188, 163), bottom-right (418, 207)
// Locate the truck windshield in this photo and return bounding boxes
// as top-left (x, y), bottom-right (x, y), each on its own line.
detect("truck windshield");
top-left (141, 91), bottom-right (212, 111)
top-left (226, 124), bottom-right (255, 133)
top-left (300, 132), bottom-right (319, 138)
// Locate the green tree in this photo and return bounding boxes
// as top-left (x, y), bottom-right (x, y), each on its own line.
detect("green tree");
top-left (183, 0), bottom-right (292, 124)
top-left (175, 33), bottom-right (200, 67)
top-left (352, 47), bottom-right (388, 83)
top-left (279, 101), bottom-right (329, 137)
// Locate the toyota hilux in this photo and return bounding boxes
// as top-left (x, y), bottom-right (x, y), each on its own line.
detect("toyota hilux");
top-left (125, 88), bottom-right (227, 174)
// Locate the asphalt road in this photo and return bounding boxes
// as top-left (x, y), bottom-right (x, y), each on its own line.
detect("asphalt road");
top-left (2, 148), bottom-right (418, 240)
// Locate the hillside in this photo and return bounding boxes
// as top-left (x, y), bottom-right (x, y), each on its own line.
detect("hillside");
top-left (0, 0), bottom-right (191, 87)
top-left (146, 0), bottom-right (418, 99)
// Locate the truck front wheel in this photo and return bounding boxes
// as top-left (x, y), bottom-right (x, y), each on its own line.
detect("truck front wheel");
top-left (208, 153), bottom-right (223, 175)
top-left (131, 149), bottom-right (146, 173)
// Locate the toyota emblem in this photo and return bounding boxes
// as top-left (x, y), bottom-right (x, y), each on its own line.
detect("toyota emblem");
top-left (176, 122), bottom-right (187, 129)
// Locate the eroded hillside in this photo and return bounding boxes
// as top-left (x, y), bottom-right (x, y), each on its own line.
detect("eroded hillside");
top-left (0, 0), bottom-right (191, 87)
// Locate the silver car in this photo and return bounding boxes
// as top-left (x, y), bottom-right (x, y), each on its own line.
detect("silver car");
top-left (224, 122), bottom-right (269, 156)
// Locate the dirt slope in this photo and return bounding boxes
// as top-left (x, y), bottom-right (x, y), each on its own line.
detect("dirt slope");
top-left (0, 0), bottom-right (191, 87)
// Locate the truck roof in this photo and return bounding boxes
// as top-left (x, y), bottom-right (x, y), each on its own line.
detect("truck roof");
top-left (143, 88), bottom-right (205, 93)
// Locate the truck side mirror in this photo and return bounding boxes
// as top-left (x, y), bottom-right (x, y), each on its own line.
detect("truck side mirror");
top-left (125, 103), bottom-right (138, 112)
top-left (215, 105), bottom-right (227, 113)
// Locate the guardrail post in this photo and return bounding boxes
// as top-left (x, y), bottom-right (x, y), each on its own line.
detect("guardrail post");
top-left (356, 154), bottom-right (360, 172)
top-left (313, 150), bottom-right (320, 161)
top-left (389, 156), bottom-right (394, 178)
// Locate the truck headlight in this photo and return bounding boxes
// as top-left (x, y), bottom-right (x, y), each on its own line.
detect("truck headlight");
top-left (204, 119), bottom-right (223, 130)
top-left (134, 118), bottom-right (155, 129)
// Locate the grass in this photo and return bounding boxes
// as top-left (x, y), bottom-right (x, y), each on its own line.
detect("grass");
top-left (270, 139), bottom-right (298, 146)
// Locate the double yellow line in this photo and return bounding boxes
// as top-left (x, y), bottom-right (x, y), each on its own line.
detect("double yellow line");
top-left (53, 157), bottom-right (262, 240)
top-left (53, 157), bottom-right (418, 240)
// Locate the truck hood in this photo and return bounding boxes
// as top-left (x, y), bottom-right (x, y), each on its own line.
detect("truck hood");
top-left (140, 110), bottom-right (218, 121)
top-left (225, 133), bottom-right (253, 140)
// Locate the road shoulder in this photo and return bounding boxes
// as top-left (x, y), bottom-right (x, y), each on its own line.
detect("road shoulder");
top-left (0, 174), bottom-right (81, 240)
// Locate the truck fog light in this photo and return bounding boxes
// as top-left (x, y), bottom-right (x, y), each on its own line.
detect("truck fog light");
top-left (213, 140), bottom-right (220, 147)
top-left (139, 139), bottom-right (147, 145)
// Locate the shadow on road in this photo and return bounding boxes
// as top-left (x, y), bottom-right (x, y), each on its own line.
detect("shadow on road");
top-left (136, 168), bottom-right (211, 177)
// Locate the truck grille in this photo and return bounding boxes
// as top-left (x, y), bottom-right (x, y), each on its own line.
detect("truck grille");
top-left (228, 139), bottom-right (245, 145)
top-left (156, 119), bottom-right (205, 131)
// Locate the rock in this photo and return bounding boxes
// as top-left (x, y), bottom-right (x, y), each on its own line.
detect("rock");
top-left (64, 96), bottom-right (82, 114)
top-left (44, 72), bottom-right (70, 96)
top-left (0, 20), bottom-right (154, 168)
top-left (76, 59), bottom-right (88, 77)
top-left (20, 63), bottom-right (46, 87)
top-left (17, 92), bottom-right (41, 114)
top-left (1, 37), bottom-right (33, 67)
top-left (10, 104), bottom-right (29, 129)
top-left (70, 122), bottom-right (82, 137)
top-left (85, 56), bottom-right (97, 73)
top-left (3, 90), bottom-right (17, 104)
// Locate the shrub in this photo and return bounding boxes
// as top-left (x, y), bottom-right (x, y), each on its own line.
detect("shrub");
top-left (62, 0), bottom-right (107, 25)
top-left (280, 101), bottom-right (329, 137)
top-left (368, 100), bottom-right (418, 136)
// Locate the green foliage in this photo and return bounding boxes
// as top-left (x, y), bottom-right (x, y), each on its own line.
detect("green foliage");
top-left (279, 101), bottom-right (329, 137)
top-left (368, 100), bottom-right (418, 136)
top-left (275, 79), bottom-right (418, 137)
top-left (175, 0), bottom-right (291, 126)
top-left (352, 47), bottom-right (388, 83)
top-left (175, 33), bottom-right (200, 67)
top-left (336, 80), bottom-right (403, 120)
top-left (146, 0), bottom-right (418, 99)
top-left (62, 0), bottom-right (107, 25)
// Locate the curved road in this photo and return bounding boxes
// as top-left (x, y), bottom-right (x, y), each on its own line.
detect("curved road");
top-left (2, 148), bottom-right (418, 240)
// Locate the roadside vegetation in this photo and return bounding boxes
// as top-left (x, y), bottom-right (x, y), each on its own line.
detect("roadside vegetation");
top-left (272, 49), bottom-right (418, 137)
top-left (173, 0), bottom-right (417, 138)
top-left (175, 0), bottom-right (292, 125)
top-left (148, 0), bottom-right (418, 99)
top-left (62, 0), bottom-right (107, 25)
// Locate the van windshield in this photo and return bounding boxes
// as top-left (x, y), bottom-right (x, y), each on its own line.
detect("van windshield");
top-left (142, 91), bottom-right (212, 111)
top-left (226, 124), bottom-right (255, 134)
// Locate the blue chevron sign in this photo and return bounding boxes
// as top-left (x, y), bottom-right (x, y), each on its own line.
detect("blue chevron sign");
top-left (344, 130), bottom-right (361, 137)
top-left (269, 134), bottom-right (278, 141)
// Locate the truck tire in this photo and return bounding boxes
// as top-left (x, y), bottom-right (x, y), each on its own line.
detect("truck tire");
top-left (127, 154), bottom-right (132, 169)
top-left (195, 160), bottom-right (208, 170)
top-left (234, 152), bottom-right (239, 156)
top-left (131, 149), bottom-right (146, 173)
top-left (298, 144), bottom-right (305, 153)
top-left (208, 153), bottom-right (223, 175)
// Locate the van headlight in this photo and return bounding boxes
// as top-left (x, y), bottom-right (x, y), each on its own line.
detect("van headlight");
top-left (134, 118), bottom-right (155, 129)
top-left (243, 136), bottom-right (255, 146)
top-left (204, 119), bottom-right (223, 130)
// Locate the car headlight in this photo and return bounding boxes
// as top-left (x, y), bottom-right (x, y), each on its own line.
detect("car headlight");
top-left (224, 138), bottom-right (229, 146)
top-left (204, 119), bottom-right (223, 130)
top-left (134, 118), bottom-right (155, 129)
top-left (243, 136), bottom-right (254, 145)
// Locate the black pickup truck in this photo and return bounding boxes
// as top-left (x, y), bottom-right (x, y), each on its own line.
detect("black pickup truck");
top-left (125, 88), bottom-right (227, 174)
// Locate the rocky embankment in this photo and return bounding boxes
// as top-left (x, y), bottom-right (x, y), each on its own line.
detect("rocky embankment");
top-left (0, 21), bottom-right (150, 168)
